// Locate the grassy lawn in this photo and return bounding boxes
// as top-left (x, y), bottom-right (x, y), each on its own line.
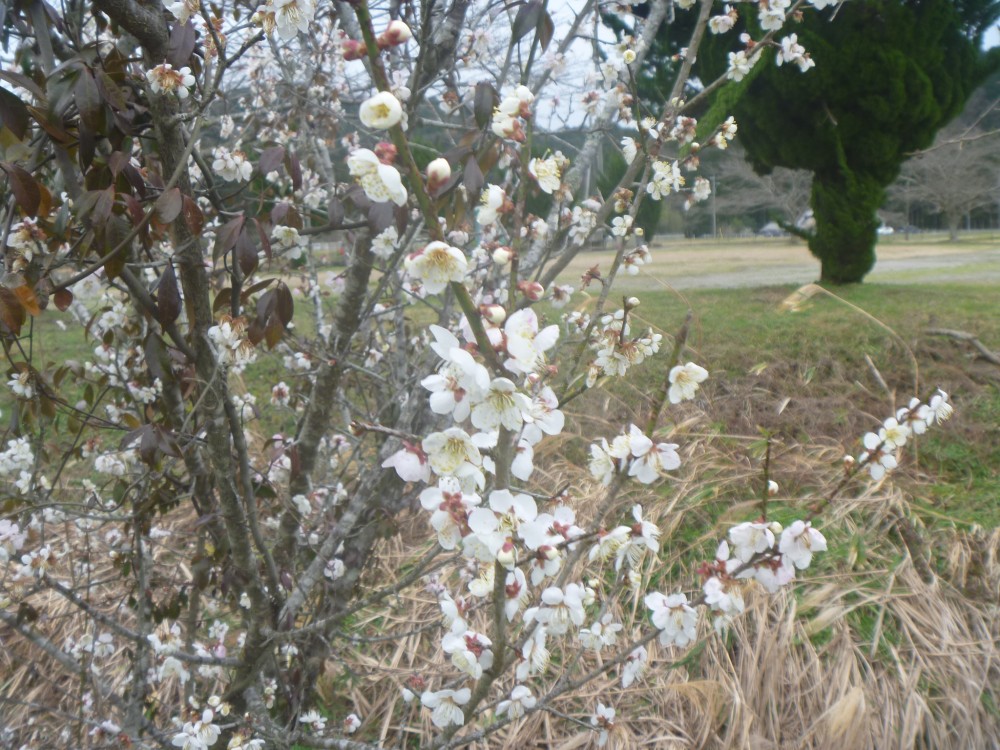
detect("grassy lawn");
top-left (557, 282), bottom-right (1000, 531)
top-left (16, 278), bottom-right (999, 530)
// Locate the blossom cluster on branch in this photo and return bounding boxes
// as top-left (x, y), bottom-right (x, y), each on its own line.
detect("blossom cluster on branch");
top-left (0, 0), bottom-right (954, 747)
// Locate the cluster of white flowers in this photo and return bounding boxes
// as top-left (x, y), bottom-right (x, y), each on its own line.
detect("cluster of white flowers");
top-left (758, 0), bottom-right (792, 30)
top-left (709, 4), bottom-right (738, 34)
top-left (585, 306), bottom-right (662, 386)
top-left (146, 63), bottom-right (196, 99)
top-left (5, 218), bottom-right (45, 271)
top-left (622, 244), bottom-right (652, 275)
top-left (211, 146), bottom-right (253, 182)
top-left (492, 85), bottom-right (534, 142)
top-left (207, 316), bottom-right (256, 368)
top-left (777, 33), bottom-right (816, 72)
top-left (347, 148), bottom-right (407, 206)
top-left (858, 390), bottom-right (953, 480)
top-left (254, 0), bottom-right (317, 40)
top-left (371, 226), bottom-right (399, 259)
top-left (272, 225), bottom-right (307, 259)
top-left (567, 200), bottom-right (599, 245)
top-left (529, 153), bottom-right (568, 195)
top-left (0, 518), bottom-right (26, 563)
top-left (646, 159), bottom-right (685, 200)
top-left (94, 448), bottom-right (139, 476)
top-left (589, 425), bottom-right (680, 486)
top-left (403, 242), bottom-right (469, 294)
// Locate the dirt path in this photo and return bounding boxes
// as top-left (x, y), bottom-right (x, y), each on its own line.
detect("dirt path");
top-left (555, 235), bottom-right (1000, 290)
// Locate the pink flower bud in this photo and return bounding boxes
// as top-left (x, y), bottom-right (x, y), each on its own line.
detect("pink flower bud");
top-left (342, 39), bottom-right (368, 61)
top-left (378, 20), bottom-right (412, 49)
top-left (517, 280), bottom-right (545, 301)
top-left (426, 157), bottom-right (451, 192)
top-left (374, 141), bottom-right (398, 164)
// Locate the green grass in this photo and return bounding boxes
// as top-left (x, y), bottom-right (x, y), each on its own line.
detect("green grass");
top-left (12, 281), bottom-right (1000, 532)
top-left (555, 283), bottom-right (1000, 533)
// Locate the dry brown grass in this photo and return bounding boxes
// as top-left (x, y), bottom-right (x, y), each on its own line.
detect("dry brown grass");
top-left (3, 364), bottom-right (999, 749)
top-left (325, 381), bottom-right (1000, 749)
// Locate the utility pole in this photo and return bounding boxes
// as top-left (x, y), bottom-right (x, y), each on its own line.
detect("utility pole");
top-left (711, 175), bottom-right (717, 238)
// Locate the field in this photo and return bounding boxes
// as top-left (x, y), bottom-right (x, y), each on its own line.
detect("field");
top-left (320, 240), bottom-right (1000, 747)
top-left (8, 236), bottom-right (1000, 748)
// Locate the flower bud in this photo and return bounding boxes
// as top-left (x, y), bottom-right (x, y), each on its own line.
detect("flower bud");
top-left (480, 304), bottom-right (507, 326)
top-left (625, 296), bottom-right (640, 308)
top-left (426, 157), bottom-right (451, 192)
top-left (373, 141), bottom-right (398, 164)
top-left (492, 246), bottom-right (513, 265)
top-left (623, 49), bottom-right (636, 64)
top-left (497, 540), bottom-right (517, 569)
top-left (378, 20), bottom-right (412, 48)
top-left (517, 280), bottom-right (545, 301)
top-left (767, 480), bottom-right (779, 496)
top-left (342, 39), bottom-right (368, 61)
top-left (767, 521), bottom-right (783, 536)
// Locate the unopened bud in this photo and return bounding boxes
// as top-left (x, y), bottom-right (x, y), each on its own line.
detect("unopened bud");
top-left (517, 280), bottom-right (545, 301)
top-left (496, 540), bottom-right (517, 569)
top-left (767, 480), bottom-right (779, 496)
top-left (767, 521), bottom-right (783, 536)
top-left (623, 49), bottom-right (636, 65)
top-left (426, 157), bottom-right (451, 192)
top-left (378, 20), bottom-right (412, 49)
top-left (480, 304), bottom-right (506, 326)
top-left (540, 545), bottom-right (560, 561)
top-left (843, 454), bottom-right (855, 467)
top-left (625, 296), bottom-right (640, 308)
top-left (374, 141), bottom-right (398, 164)
top-left (492, 246), bottom-right (513, 265)
top-left (342, 39), bottom-right (368, 61)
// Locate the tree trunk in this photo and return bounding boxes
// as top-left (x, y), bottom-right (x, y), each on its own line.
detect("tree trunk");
top-left (947, 212), bottom-right (961, 241)
top-left (808, 170), bottom-right (882, 284)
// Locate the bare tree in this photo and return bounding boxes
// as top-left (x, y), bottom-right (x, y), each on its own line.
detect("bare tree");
top-left (892, 128), bottom-right (1000, 240)
top-left (713, 145), bottom-right (812, 232)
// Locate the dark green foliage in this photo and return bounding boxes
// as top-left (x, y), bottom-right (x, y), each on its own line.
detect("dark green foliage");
top-left (609, 0), bottom-right (1000, 282)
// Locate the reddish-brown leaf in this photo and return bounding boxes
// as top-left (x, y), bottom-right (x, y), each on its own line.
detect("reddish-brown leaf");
top-left (75, 68), bottom-right (103, 131)
top-left (254, 218), bottom-right (272, 261)
top-left (0, 287), bottom-right (26, 335)
top-left (285, 151), bottom-right (302, 191)
top-left (258, 146), bottom-right (285, 176)
top-left (157, 263), bottom-right (181, 326)
top-left (214, 214), bottom-right (245, 261)
top-left (0, 162), bottom-right (41, 216)
top-left (93, 184), bottom-right (115, 225)
top-left (0, 87), bottom-right (29, 139)
top-left (155, 187), bottom-right (183, 224)
top-left (167, 22), bottom-right (197, 68)
top-left (236, 230), bottom-right (258, 276)
top-left (274, 282), bottom-right (294, 325)
top-left (54, 289), bottom-right (74, 312)
top-left (182, 195), bottom-right (203, 235)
